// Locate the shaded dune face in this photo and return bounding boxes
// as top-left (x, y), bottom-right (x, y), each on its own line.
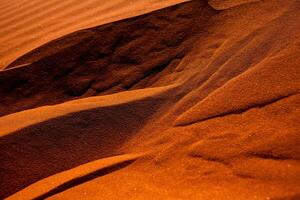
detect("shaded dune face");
top-left (0, 96), bottom-right (166, 198)
top-left (0, 1), bottom-right (216, 117)
top-left (0, 0), bottom-right (189, 69)
top-left (1, 0), bottom-right (300, 199)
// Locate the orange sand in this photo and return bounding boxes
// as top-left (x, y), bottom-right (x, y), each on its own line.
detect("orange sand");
top-left (0, 0), bottom-right (188, 70)
top-left (0, 0), bottom-right (300, 199)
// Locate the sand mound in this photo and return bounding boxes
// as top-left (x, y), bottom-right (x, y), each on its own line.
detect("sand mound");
top-left (1, 0), bottom-right (300, 199)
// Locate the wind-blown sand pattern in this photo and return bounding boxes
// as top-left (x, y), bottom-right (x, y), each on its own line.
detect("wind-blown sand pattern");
top-left (0, 0), bottom-right (300, 199)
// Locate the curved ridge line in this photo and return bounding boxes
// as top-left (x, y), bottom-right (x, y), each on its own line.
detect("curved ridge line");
top-left (0, 84), bottom-right (178, 137)
top-left (6, 153), bottom-right (145, 200)
top-left (176, 92), bottom-right (299, 126)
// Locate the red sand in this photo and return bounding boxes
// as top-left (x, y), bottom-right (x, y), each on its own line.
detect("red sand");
top-left (0, 0), bottom-right (300, 199)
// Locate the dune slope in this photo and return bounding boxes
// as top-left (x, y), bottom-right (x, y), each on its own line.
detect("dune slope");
top-left (0, 0), bottom-right (189, 70)
top-left (0, 1), bottom-right (215, 117)
top-left (1, 0), bottom-right (300, 199)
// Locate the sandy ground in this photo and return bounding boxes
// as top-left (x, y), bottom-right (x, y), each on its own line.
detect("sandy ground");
top-left (0, 0), bottom-right (300, 199)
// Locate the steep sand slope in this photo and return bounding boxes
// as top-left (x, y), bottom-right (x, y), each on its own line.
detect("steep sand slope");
top-left (1, 0), bottom-right (300, 199)
top-left (0, 0), bottom-right (188, 70)
top-left (0, 1), bottom-right (215, 117)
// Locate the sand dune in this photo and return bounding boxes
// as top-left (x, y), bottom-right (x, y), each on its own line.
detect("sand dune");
top-left (0, 85), bottom-right (176, 136)
top-left (1, 0), bottom-right (300, 199)
top-left (0, 0), bottom-right (214, 117)
top-left (0, 0), bottom-right (188, 70)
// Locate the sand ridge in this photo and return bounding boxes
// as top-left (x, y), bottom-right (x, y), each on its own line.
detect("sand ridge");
top-left (0, 84), bottom-right (177, 137)
top-left (6, 153), bottom-right (145, 200)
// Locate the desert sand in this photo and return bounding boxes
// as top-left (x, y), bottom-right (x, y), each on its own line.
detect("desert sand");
top-left (0, 0), bottom-right (188, 70)
top-left (0, 0), bottom-right (300, 199)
